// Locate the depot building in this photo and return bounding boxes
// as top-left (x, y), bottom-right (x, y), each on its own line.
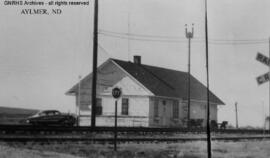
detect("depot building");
top-left (66, 56), bottom-right (224, 127)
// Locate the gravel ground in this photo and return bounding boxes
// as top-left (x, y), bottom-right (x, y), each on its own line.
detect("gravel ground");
top-left (0, 144), bottom-right (82, 158)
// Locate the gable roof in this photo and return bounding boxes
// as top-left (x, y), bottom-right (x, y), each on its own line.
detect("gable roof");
top-left (66, 58), bottom-right (224, 105)
top-left (112, 58), bottom-right (224, 105)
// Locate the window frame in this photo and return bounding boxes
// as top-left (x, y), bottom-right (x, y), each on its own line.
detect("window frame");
top-left (154, 98), bottom-right (159, 117)
top-left (172, 100), bottom-right (179, 119)
top-left (96, 98), bottom-right (102, 115)
top-left (121, 98), bottom-right (129, 115)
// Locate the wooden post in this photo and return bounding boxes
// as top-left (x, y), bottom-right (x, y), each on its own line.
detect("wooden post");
top-left (205, 0), bottom-right (212, 157)
top-left (91, 0), bottom-right (99, 128)
top-left (112, 87), bottom-right (121, 151)
top-left (114, 100), bottom-right (118, 151)
top-left (269, 37), bottom-right (270, 132)
top-left (235, 102), bottom-right (238, 128)
top-left (78, 75), bottom-right (82, 126)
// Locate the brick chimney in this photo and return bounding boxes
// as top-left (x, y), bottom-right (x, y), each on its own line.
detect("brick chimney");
top-left (133, 55), bottom-right (141, 64)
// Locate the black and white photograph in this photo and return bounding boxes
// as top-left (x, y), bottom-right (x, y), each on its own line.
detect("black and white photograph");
top-left (1, 0), bottom-right (270, 157)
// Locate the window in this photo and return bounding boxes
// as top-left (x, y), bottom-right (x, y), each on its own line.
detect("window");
top-left (54, 111), bottom-right (60, 115)
top-left (122, 98), bottom-right (129, 115)
top-left (154, 99), bottom-right (159, 117)
top-left (162, 100), bottom-right (166, 105)
top-left (48, 112), bottom-right (54, 116)
top-left (173, 100), bottom-right (179, 118)
top-left (96, 98), bottom-right (102, 115)
top-left (39, 112), bottom-right (46, 116)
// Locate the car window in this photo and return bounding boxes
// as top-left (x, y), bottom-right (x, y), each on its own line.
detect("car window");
top-left (54, 111), bottom-right (60, 115)
top-left (39, 112), bottom-right (46, 116)
top-left (48, 112), bottom-right (54, 116)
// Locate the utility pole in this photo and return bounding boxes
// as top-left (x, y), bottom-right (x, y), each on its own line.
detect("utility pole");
top-left (114, 100), bottom-right (118, 151)
top-left (205, 0), bottom-right (212, 157)
top-left (185, 23), bottom-right (194, 128)
top-left (269, 37), bottom-right (270, 131)
top-left (78, 75), bottom-right (82, 126)
top-left (262, 101), bottom-right (266, 135)
top-left (75, 92), bottom-right (78, 122)
top-left (127, 0), bottom-right (131, 61)
top-left (91, 0), bottom-right (99, 128)
top-left (235, 102), bottom-right (238, 128)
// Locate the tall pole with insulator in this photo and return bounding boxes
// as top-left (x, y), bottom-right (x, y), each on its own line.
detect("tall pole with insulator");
top-left (185, 23), bottom-right (194, 128)
top-left (91, 0), bottom-right (99, 128)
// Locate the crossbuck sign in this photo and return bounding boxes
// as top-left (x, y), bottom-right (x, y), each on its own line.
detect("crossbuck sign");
top-left (256, 52), bottom-right (270, 85)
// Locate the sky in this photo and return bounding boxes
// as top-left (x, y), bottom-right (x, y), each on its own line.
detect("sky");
top-left (1, 0), bottom-right (270, 127)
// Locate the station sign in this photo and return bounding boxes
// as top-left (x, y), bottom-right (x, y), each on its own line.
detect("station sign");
top-left (112, 87), bottom-right (122, 99)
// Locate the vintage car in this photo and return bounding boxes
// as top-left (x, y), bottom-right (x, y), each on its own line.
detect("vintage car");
top-left (26, 110), bottom-right (76, 126)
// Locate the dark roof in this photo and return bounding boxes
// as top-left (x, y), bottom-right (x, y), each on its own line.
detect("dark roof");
top-left (112, 58), bottom-right (224, 105)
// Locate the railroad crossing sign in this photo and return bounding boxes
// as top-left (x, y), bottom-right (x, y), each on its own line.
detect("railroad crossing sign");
top-left (256, 52), bottom-right (270, 85)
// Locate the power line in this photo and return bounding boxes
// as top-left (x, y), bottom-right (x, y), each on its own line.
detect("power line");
top-left (209, 41), bottom-right (268, 45)
top-left (99, 29), bottom-right (184, 40)
top-left (100, 32), bottom-right (269, 45)
top-left (99, 32), bottom-right (195, 43)
top-left (209, 38), bottom-right (268, 42)
top-left (99, 29), bottom-right (269, 43)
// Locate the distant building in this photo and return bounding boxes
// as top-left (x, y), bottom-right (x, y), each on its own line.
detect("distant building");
top-left (66, 56), bottom-right (224, 127)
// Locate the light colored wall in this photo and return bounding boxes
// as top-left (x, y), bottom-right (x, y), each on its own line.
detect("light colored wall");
top-left (79, 116), bottom-right (148, 127)
top-left (100, 96), bottom-right (149, 117)
top-left (149, 97), bottom-right (186, 127)
top-left (75, 60), bottom-right (127, 108)
top-left (128, 96), bottom-right (150, 116)
top-left (97, 95), bottom-right (149, 127)
top-left (76, 62), bottom-right (152, 126)
top-left (100, 76), bottom-right (153, 96)
top-left (79, 96), bottom-right (150, 127)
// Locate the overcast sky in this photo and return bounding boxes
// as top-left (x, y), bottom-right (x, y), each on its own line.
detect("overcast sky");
top-left (1, 0), bottom-right (270, 127)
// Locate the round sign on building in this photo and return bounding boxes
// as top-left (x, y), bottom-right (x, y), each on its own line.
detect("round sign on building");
top-left (112, 87), bottom-right (122, 99)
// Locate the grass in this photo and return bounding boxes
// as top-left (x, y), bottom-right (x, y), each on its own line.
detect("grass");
top-left (0, 107), bottom-right (38, 115)
top-left (0, 143), bottom-right (80, 158)
top-left (3, 140), bottom-right (270, 158)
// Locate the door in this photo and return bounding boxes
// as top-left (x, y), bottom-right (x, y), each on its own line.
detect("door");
top-left (162, 100), bottom-right (167, 126)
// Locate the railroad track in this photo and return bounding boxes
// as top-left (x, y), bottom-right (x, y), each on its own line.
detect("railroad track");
top-left (0, 125), bottom-right (269, 135)
top-left (1, 135), bottom-right (270, 143)
top-left (0, 125), bottom-right (270, 143)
